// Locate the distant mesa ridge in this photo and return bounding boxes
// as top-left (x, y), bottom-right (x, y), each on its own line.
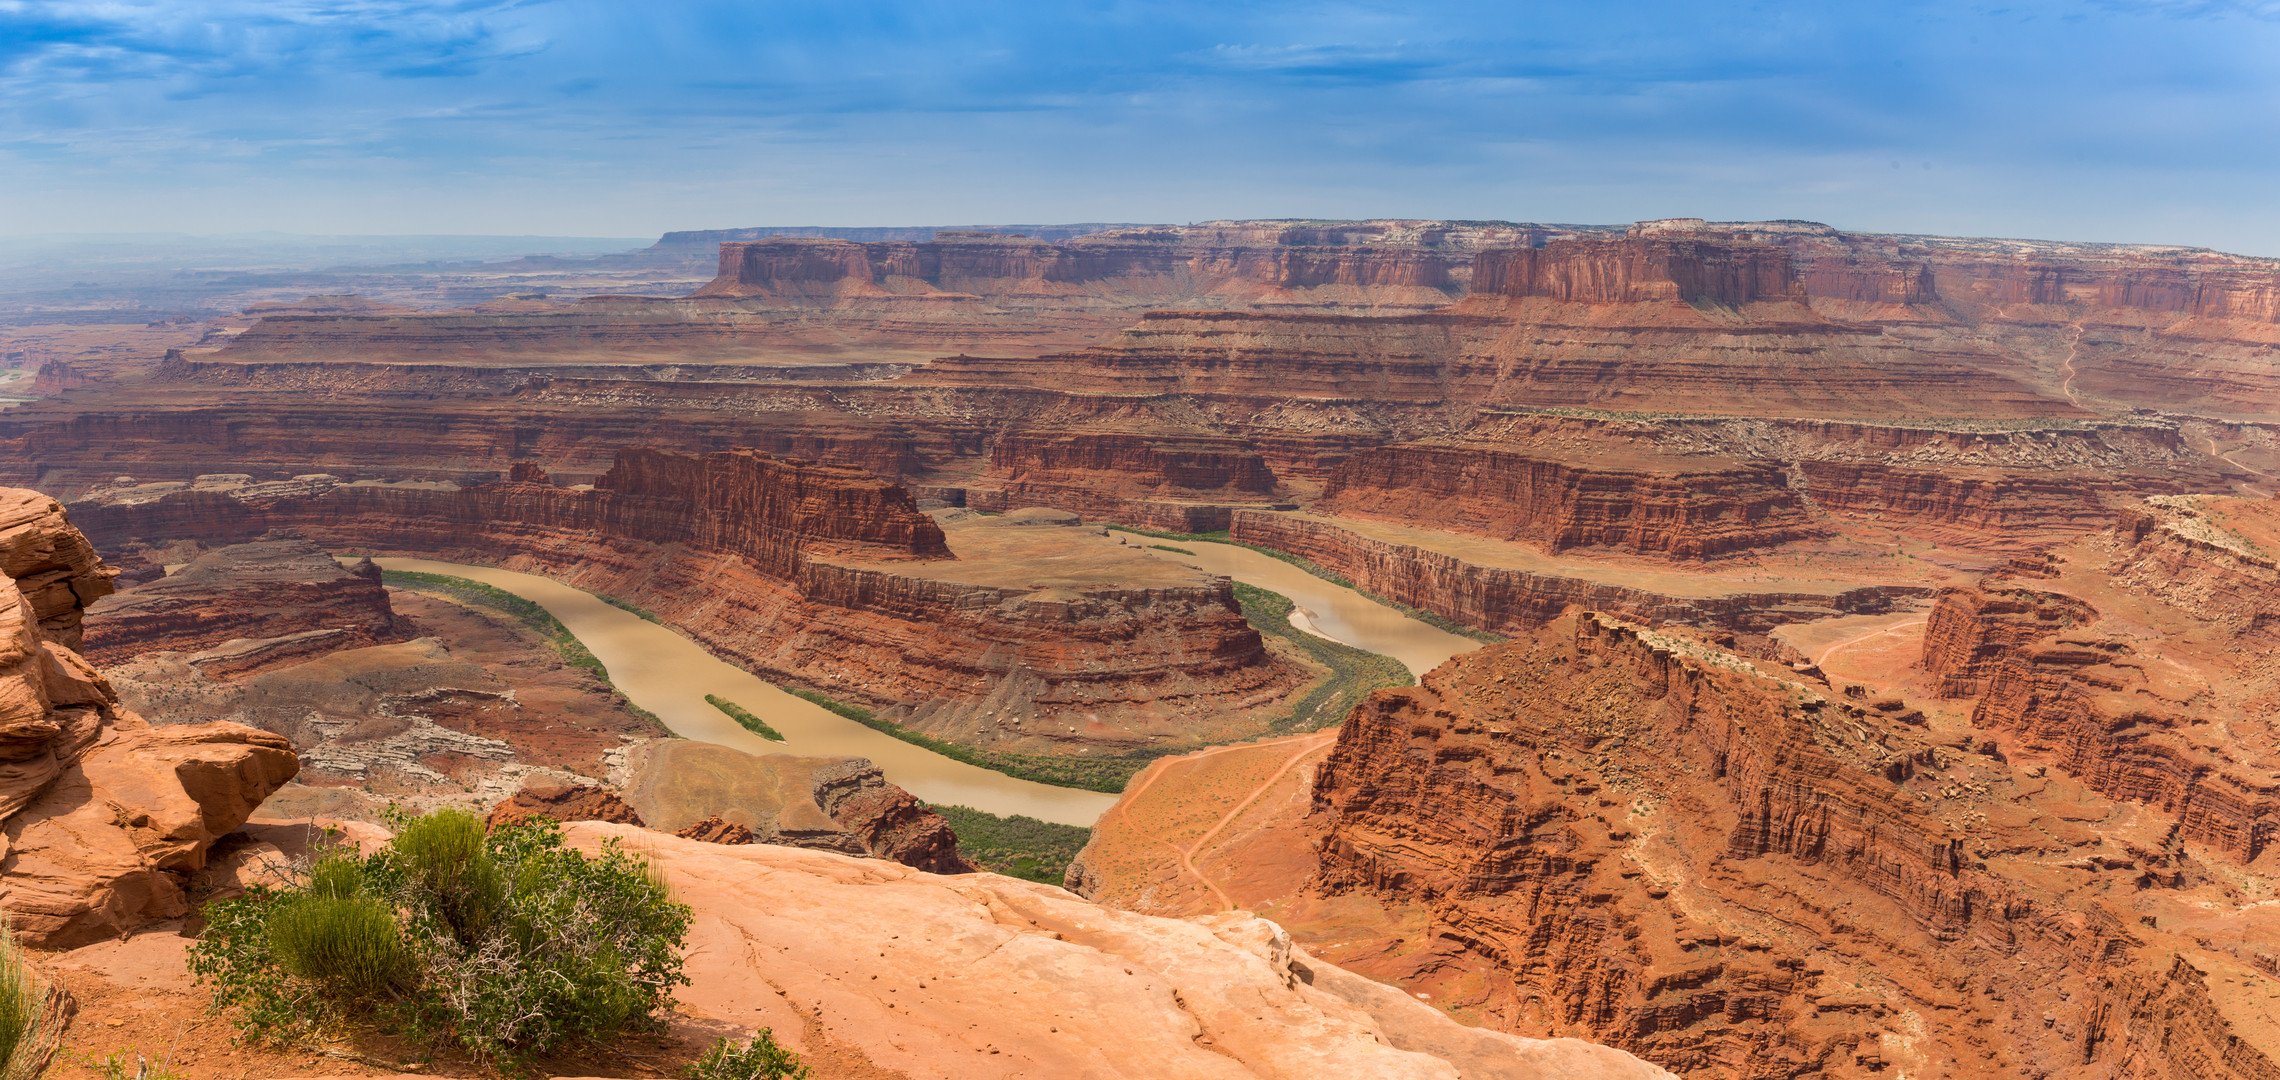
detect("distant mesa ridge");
top-left (650, 223), bottom-right (1148, 251)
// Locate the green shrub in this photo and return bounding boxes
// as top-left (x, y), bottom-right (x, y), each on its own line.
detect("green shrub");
top-left (684, 1030), bottom-right (809, 1080)
top-left (390, 808), bottom-right (505, 945)
top-left (0, 920), bottom-right (56, 1080)
top-left (191, 810), bottom-right (692, 1068)
top-left (705, 695), bottom-right (785, 741)
top-left (266, 896), bottom-right (410, 997)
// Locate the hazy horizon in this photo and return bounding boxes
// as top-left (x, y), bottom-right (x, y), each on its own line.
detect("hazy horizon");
top-left (7, 2), bottom-right (2280, 255)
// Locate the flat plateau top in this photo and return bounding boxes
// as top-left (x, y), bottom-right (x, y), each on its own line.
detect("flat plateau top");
top-left (822, 510), bottom-right (1217, 591)
top-left (1267, 511), bottom-right (1877, 599)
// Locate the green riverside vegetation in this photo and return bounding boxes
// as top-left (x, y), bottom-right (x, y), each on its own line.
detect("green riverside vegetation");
top-left (381, 569), bottom-right (673, 731)
top-left (705, 694), bottom-right (785, 741)
top-left (783, 688), bottom-right (1158, 793)
top-left (928, 804), bottom-right (1090, 885)
top-left (1232, 581), bottom-right (1416, 731)
top-left (600, 595), bottom-right (664, 623)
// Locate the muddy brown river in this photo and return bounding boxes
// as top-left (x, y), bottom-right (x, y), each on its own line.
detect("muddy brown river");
top-left (1136, 543), bottom-right (1481, 677)
top-left (379, 547), bottom-right (1476, 827)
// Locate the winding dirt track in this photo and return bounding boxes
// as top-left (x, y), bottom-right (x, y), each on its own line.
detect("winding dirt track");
top-left (1118, 731), bottom-right (1340, 912)
top-left (1814, 618), bottom-right (1928, 669)
top-left (2059, 323), bottom-right (2087, 408)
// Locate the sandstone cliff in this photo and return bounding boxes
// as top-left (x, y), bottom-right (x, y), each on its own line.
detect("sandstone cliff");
top-left (1317, 443), bottom-right (1820, 557)
top-left (1284, 613), bottom-right (2280, 1076)
top-left (567, 821), bottom-right (1673, 1080)
top-left (966, 428), bottom-right (1285, 528)
top-left (1921, 496), bottom-right (2280, 864)
top-left (0, 488), bottom-right (298, 946)
top-left (1473, 236), bottom-right (1807, 307)
top-left (71, 454), bottom-right (1300, 748)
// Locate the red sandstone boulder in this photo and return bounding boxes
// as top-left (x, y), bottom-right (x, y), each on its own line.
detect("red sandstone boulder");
top-left (673, 814), bottom-right (756, 844)
top-left (485, 781), bottom-right (644, 830)
top-left (0, 488), bottom-right (299, 947)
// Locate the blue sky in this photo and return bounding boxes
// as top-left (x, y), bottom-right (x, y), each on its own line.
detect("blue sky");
top-left (4, 1), bottom-right (2280, 252)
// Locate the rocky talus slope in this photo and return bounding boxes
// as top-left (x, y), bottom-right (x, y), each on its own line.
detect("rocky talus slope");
top-left (566, 821), bottom-right (1672, 1080)
top-left (0, 488), bottom-right (297, 946)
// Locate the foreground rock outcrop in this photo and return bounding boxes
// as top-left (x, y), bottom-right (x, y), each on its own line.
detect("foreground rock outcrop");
top-left (0, 488), bottom-right (298, 946)
top-left (484, 780), bottom-right (644, 829)
top-left (568, 821), bottom-right (1670, 1080)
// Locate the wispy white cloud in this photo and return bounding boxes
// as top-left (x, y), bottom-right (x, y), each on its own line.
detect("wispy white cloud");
top-left (0, 0), bottom-right (2275, 253)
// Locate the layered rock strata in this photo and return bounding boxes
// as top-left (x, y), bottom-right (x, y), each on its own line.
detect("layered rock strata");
top-left (1228, 511), bottom-right (1921, 634)
top-left (1922, 497), bottom-right (2280, 863)
top-left (1472, 236), bottom-right (1805, 306)
top-left (80, 534), bottom-right (406, 676)
top-left (966, 428), bottom-right (1286, 529)
top-left (485, 780), bottom-right (644, 829)
top-left (1276, 612), bottom-right (2280, 1077)
top-left (685, 226), bottom-right (1498, 309)
top-left (0, 488), bottom-right (299, 946)
top-left (72, 452), bottom-right (1295, 743)
top-left (1316, 443), bottom-right (1820, 556)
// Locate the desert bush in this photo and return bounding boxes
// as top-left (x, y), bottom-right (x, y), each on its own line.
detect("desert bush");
top-left (265, 894), bottom-right (410, 997)
top-left (684, 1030), bottom-right (809, 1080)
top-left (191, 809), bottom-right (691, 1067)
top-left (0, 920), bottom-right (57, 1080)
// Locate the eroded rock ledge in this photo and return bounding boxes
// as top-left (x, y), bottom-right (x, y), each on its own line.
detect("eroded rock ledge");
top-left (0, 488), bottom-right (298, 946)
